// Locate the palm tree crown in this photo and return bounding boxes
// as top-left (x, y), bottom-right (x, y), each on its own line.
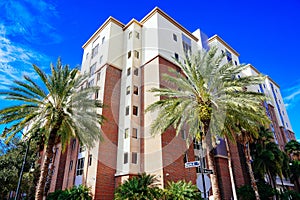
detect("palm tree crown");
top-left (0, 58), bottom-right (103, 199)
top-left (146, 47), bottom-right (269, 199)
top-left (146, 47), bottom-right (268, 143)
top-left (0, 58), bottom-right (103, 148)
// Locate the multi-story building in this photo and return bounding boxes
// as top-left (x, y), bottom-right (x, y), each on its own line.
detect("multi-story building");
top-left (47, 7), bottom-right (296, 199)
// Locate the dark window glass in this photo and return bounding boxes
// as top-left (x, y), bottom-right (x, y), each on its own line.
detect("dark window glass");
top-left (88, 155), bottom-right (92, 166)
top-left (133, 86), bottom-right (138, 95)
top-left (133, 106), bottom-right (138, 116)
top-left (132, 152), bottom-right (137, 164)
top-left (76, 158), bottom-right (85, 176)
top-left (132, 128), bottom-right (138, 139)
top-left (124, 153), bottom-right (128, 164)
top-left (125, 106), bottom-right (129, 115)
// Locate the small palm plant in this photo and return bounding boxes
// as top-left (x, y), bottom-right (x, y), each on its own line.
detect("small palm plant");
top-left (114, 173), bottom-right (162, 200)
top-left (164, 180), bottom-right (202, 200)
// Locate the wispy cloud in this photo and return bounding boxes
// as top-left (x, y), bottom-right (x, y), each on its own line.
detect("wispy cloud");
top-left (0, 0), bottom-right (60, 91)
top-left (283, 80), bottom-right (300, 109)
top-left (0, 0), bottom-right (61, 44)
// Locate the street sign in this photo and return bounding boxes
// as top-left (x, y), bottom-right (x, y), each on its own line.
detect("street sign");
top-left (184, 161), bottom-right (200, 168)
top-left (197, 174), bottom-right (211, 192)
top-left (203, 168), bottom-right (213, 174)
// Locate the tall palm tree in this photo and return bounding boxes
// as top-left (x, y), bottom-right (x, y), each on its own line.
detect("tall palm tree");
top-left (146, 47), bottom-right (269, 199)
top-left (0, 58), bottom-right (103, 200)
top-left (114, 173), bottom-right (162, 200)
top-left (285, 140), bottom-right (300, 161)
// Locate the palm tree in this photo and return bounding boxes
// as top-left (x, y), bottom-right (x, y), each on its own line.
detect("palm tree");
top-left (0, 58), bottom-right (103, 200)
top-left (164, 180), bottom-right (202, 200)
top-left (285, 140), bottom-right (300, 161)
top-left (289, 160), bottom-right (300, 192)
top-left (114, 173), bottom-right (162, 200)
top-left (146, 47), bottom-right (269, 199)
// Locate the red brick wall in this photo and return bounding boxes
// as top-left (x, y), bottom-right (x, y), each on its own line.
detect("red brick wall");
top-left (228, 140), bottom-right (246, 188)
top-left (62, 138), bottom-right (79, 190)
top-left (158, 56), bottom-right (197, 185)
top-left (215, 157), bottom-right (232, 200)
top-left (94, 65), bottom-right (121, 200)
top-left (54, 148), bottom-right (68, 190)
top-left (268, 104), bottom-right (285, 150)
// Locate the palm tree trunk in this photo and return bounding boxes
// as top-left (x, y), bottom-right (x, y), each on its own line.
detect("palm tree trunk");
top-left (35, 130), bottom-right (57, 200)
top-left (243, 143), bottom-right (260, 200)
top-left (224, 137), bottom-right (237, 200)
top-left (206, 150), bottom-right (221, 199)
top-left (294, 175), bottom-right (300, 192)
top-left (202, 123), bottom-right (221, 200)
top-left (44, 144), bottom-right (57, 196)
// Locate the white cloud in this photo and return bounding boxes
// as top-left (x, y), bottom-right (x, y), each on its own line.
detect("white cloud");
top-left (283, 81), bottom-right (300, 110)
top-left (0, 0), bottom-right (61, 44)
top-left (0, 0), bottom-right (60, 91)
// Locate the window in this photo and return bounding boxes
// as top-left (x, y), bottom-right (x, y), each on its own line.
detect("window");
top-left (88, 79), bottom-right (94, 87)
top-left (225, 50), bottom-right (232, 62)
top-left (133, 86), bottom-right (138, 95)
top-left (181, 130), bottom-right (186, 140)
top-left (76, 158), bottom-right (85, 176)
top-left (182, 34), bottom-right (191, 54)
top-left (90, 63), bottom-right (96, 76)
top-left (125, 128), bottom-right (129, 138)
top-left (286, 123), bottom-right (288, 127)
top-left (97, 72), bottom-right (101, 82)
top-left (173, 33), bottom-right (177, 41)
top-left (99, 55), bottom-right (103, 64)
top-left (134, 50), bottom-right (139, 59)
top-left (234, 61), bottom-right (238, 65)
top-left (69, 160), bottom-right (73, 171)
top-left (134, 68), bottom-right (138, 76)
top-left (132, 128), bottom-right (138, 139)
top-left (127, 68), bottom-right (131, 76)
top-left (79, 145), bottom-right (86, 153)
top-left (125, 106), bottom-right (129, 115)
top-left (128, 31), bottom-right (132, 39)
top-left (174, 53), bottom-right (179, 61)
top-left (183, 152), bottom-right (188, 163)
top-left (72, 139), bottom-right (76, 150)
top-left (133, 106), bottom-right (138, 116)
top-left (102, 36), bottom-right (105, 44)
top-left (88, 155), bottom-right (92, 166)
top-left (126, 86), bottom-right (130, 95)
top-left (282, 111), bottom-right (285, 115)
top-left (193, 139), bottom-right (200, 150)
top-left (92, 44), bottom-right (99, 58)
top-left (278, 99), bottom-right (281, 104)
top-left (132, 152), bottom-right (137, 164)
top-left (128, 51), bottom-right (131, 58)
top-left (135, 31), bottom-right (139, 39)
top-left (237, 75), bottom-right (241, 79)
top-left (86, 52), bottom-right (89, 60)
top-left (263, 84), bottom-right (266, 88)
top-left (95, 89), bottom-right (99, 99)
top-left (124, 152), bottom-right (128, 164)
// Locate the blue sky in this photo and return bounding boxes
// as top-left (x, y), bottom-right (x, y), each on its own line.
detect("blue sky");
top-left (0, 0), bottom-right (299, 139)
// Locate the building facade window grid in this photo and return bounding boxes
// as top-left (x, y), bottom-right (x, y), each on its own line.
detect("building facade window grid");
top-left (76, 158), bottom-right (85, 176)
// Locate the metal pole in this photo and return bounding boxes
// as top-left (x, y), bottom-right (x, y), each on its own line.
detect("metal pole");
top-left (15, 137), bottom-right (31, 200)
top-left (199, 140), bottom-right (207, 199)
